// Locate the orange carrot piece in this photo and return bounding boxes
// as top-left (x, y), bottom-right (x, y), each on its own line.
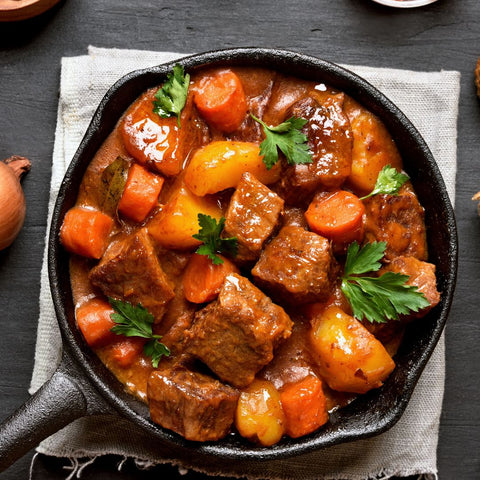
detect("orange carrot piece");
top-left (182, 253), bottom-right (239, 303)
top-left (194, 69), bottom-right (247, 133)
top-left (118, 163), bottom-right (164, 222)
top-left (76, 298), bottom-right (117, 348)
top-left (121, 89), bottom-right (181, 176)
top-left (60, 206), bottom-right (113, 259)
top-left (77, 298), bottom-right (146, 367)
top-left (280, 375), bottom-right (329, 438)
top-left (108, 337), bottom-right (146, 368)
top-left (305, 190), bottom-right (365, 245)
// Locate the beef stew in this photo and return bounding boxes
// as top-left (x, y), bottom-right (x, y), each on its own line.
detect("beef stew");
top-left (60, 64), bottom-right (440, 446)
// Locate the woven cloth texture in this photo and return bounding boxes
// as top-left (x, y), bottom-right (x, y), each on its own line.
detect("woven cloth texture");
top-left (30, 46), bottom-right (460, 480)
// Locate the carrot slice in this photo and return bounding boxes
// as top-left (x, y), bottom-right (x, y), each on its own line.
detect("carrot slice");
top-left (305, 190), bottom-right (365, 245)
top-left (108, 337), bottom-right (146, 368)
top-left (118, 163), bottom-right (164, 223)
top-left (76, 298), bottom-right (117, 348)
top-left (279, 375), bottom-right (329, 438)
top-left (60, 206), bottom-right (113, 259)
top-left (194, 69), bottom-right (247, 133)
top-left (77, 298), bottom-right (146, 367)
top-left (182, 253), bottom-right (239, 304)
top-left (121, 89), bottom-right (181, 176)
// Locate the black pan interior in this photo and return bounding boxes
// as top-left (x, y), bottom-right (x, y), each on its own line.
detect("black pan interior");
top-left (48, 48), bottom-right (457, 461)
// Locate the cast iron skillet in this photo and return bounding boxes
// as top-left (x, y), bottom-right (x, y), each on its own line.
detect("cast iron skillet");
top-left (0, 48), bottom-right (457, 472)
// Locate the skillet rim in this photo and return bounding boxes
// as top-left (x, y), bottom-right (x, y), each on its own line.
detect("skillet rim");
top-left (48, 47), bottom-right (458, 461)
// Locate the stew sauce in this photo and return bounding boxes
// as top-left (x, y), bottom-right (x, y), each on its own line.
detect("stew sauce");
top-left (62, 66), bottom-right (440, 445)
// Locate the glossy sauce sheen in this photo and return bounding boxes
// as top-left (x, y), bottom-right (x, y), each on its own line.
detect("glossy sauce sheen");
top-left (66, 66), bottom-right (439, 444)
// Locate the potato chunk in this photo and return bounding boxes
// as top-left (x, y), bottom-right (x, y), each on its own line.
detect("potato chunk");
top-left (344, 97), bottom-right (403, 196)
top-left (309, 306), bottom-right (395, 394)
top-left (184, 141), bottom-right (281, 196)
top-left (147, 183), bottom-right (222, 250)
top-left (235, 379), bottom-right (285, 446)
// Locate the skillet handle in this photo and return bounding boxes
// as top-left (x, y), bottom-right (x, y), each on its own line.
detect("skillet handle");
top-left (0, 351), bottom-right (111, 472)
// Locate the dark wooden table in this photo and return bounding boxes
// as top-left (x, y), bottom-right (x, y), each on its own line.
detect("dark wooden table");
top-left (1, 0), bottom-right (479, 478)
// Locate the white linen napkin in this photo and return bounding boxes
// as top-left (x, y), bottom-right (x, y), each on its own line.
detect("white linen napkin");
top-left (30, 46), bottom-right (460, 480)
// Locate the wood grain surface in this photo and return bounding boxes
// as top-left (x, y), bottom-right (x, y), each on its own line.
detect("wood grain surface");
top-left (0, 0), bottom-right (479, 478)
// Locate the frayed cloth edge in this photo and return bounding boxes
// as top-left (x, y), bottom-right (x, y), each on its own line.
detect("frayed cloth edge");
top-left (31, 449), bottom-right (438, 480)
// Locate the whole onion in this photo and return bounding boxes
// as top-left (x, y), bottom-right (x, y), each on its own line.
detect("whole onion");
top-left (0, 156), bottom-right (31, 251)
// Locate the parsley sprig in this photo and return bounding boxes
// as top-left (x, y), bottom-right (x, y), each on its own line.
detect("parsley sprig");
top-left (340, 242), bottom-right (430, 323)
top-left (192, 214), bottom-right (238, 265)
top-left (360, 165), bottom-right (409, 201)
top-left (109, 298), bottom-right (170, 367)
top-left (153, 64), bottom-right (190, 127)
top-left (251, 114), bottom-right (312, 170)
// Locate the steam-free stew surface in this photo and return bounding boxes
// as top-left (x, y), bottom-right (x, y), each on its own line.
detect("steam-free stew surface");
top-left (62, 66), bottom-right (440, 445)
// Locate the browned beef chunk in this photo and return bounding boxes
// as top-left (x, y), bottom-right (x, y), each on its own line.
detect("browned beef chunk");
top-left (148, 365), bottom-right (239, 441)
top-left (184, 273), bottom-right (292, 388)
top-left (229, 69), bottom-right (275, 143)
top-left (380, 255), bottom-right (440, 317)
top-left (281, 206), bottom-right (309, 229)
top-left (156, 248), bottom-right (190, 279)
top-left (362, 319), bottom-right (405, 357)
top-left (364, 256), bottom-right (440, 356)
top-left (154, 282), bottom-right (196, 356)
top-left (177, 91), bottom-right (211, 163)
top-left (261, 74), bottom-right (311, 125)
top-left (259, 316), bottom-right (317, 390)
top-left (275, 94), bottom-right (353, 205)
top-left (203, 68), bottom-right (275, 144)
top-left (152, 250), bottom-right (196, 354)
top-left (363, 186), bottom-right (427, 262)
top-left (89, 229), bottom-right (175, 322)
top-left (224, 172), bottom-right (284, 263)
top-left (252, 226), bottom-right (337, 305)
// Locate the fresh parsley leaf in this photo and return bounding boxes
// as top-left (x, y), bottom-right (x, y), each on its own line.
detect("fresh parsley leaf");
top-left (153, 64), bottom-right (190, 127)
top-left (109, 298), bottom-right (154, 338)
top-left (108, 298), bottom-right (170, 366)
top-left (192, 214), bottom-right (238, 265)
top-left (360, 165), bottom-right (409, 200)
top-left (144, 339), bottom-right (171, 368)
top-left (340, 242), bottom-right (430, 323)
top-left (343, 241), bottom-right (385, 276)
top-left (251, 114), bottom-right (312, 169)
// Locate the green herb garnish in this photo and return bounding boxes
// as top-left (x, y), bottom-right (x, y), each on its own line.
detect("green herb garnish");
top-left (340, 242), bottom-right (430, 323)
top-left (109, 298), bottom-right (170, 367)
top-left (192, 214), bottom-right (238, 265)
top-left (251, 114), bottom-right (312, 170)
top-left (360, 165), bottom-right (409, 201)
top-left (153, 64), bottom-right (190, 127)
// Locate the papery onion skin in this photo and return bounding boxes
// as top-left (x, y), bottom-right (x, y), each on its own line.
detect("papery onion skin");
top-left (0, 156), bottom-right (30, 251)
